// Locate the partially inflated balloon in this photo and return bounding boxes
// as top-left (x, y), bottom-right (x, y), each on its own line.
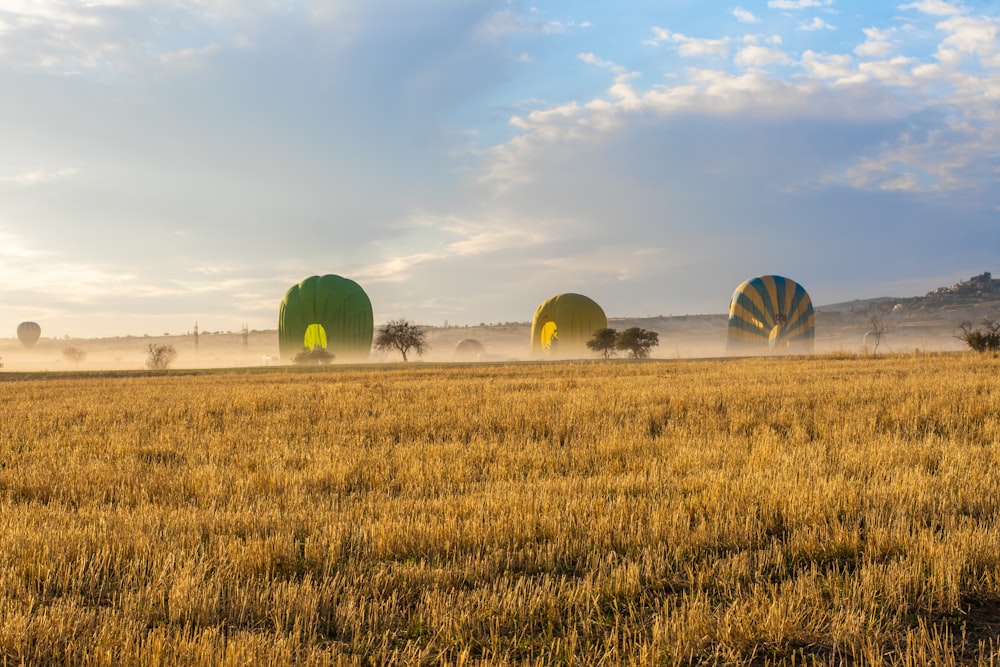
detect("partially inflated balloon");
top-left (727, 275), bottom-right (814, 354)
top-left (278, 275), bottom-right (373, 361)
top-left (530, 293), bottom-right (607, 359)
top-left (454, 338), bottom-right (485, 360)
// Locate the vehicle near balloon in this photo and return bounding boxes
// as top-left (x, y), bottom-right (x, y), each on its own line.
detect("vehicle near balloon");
top-left (278, 275), bottom-right (374, 362)
top-left (16, 322), bottom-right (41, 349)
top-left (726, 275), bottom-right (814, 354)
top-left (530, 293), bottom-right (607, 359)
top-left (454, 338), bottom-right (485, 360)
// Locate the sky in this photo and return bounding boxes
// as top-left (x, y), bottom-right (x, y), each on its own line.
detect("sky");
top-left (1, 0), bottom-right (998, 338)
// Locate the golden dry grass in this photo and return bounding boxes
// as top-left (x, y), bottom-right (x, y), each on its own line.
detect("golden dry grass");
top-left (1, 353), bottom-right (999, 665)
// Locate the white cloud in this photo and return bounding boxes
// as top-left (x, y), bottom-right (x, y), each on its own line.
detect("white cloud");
top-left (734, 45), bottom-right (792, 67)
top-left (0, 228), bottom-right (47, 259)
top-left (767, 0), bottom-right (833, 8)
top-left (476, 10), bottom-right (591, 40)
top-left (800, 50), bottom-right (868, 84)
top-left (578, 52), bottom-right (626, 75)
top-left (0, 226), bottom-right (140, 303)
top-left (0, 167), bottom-right (79, 188)
top-left (444, 226), bottom-right (547, 256)
top-left (354, 252), bottom-right (441, 283)
top-left (799, 17), bottom-right (837, 31)
top-left (859, 56), bottom-right (916, 86)
top-left (482, 0), bottom-right (1000, 205)
top-left (938, 16), bottom-right (1000, 60)
top-left (856, 27), bottom-right (894, 57)
top-left (898, 0), bottom-right (962, 16)
top-left (732, 7), bottom-right (760, 24)
top-left (647, 27), bottom-right (730, 57)
top-left (543, 20), bottom-right (592, 34)
top-left (159, 44), bottom-right (220, 67)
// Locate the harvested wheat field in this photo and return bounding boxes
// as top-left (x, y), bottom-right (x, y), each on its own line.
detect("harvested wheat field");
top-left (1, 353), bottom-right (999, 665)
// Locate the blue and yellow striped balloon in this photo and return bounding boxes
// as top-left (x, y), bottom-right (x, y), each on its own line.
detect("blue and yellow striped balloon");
top-left (727, 276), bottom-right (814, 354)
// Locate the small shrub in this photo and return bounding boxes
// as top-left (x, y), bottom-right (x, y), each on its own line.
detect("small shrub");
top-left (956, 320), bottom-right (1000, 352)
top-left (293, 346), bottom-right (334, 365)
top-left (63, 347), bottom-right (87, 364)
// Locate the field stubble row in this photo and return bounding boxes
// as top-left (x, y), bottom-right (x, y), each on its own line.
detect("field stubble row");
top-left (0, 354), bottom-right (999, 665)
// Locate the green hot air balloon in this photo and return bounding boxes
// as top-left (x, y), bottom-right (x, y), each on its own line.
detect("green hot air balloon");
top-left (16, 321), bottom-right (41, 349)
top-left (278, 275), bottom-right (373, 362)
top-left (726, 275), bottom-right (814, 355)
top-left (530, 293), bottom-right (607, 359)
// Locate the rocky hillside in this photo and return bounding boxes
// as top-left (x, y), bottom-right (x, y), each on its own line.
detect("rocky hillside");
top-left (902, 272), bottom-right (1000, 310)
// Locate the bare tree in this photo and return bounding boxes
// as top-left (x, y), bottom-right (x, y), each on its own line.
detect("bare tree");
top-left (865, 312), bottom-right (890, 357)
top-left (374, 319), bottom-right (429, 362)
top-left (146, 343), bottom-right (178, 370)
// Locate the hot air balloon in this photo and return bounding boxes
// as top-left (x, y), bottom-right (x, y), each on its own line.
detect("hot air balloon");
top-left (278, 275), bottom-right (373, 362)
top-left (530, 293), bottom-right (607, 359)
top-left (726, 275), bottom-right (814, 354)
top-left (16, 321), bottom-right (41, 349)
top-left (454, 338), bottom-right (485, 360)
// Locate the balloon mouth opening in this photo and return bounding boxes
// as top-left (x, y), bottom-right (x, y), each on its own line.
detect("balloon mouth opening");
top-left (540, 321), bottom-right (558, 354)
top-left (768, 324), bottom-right (783, 350)
top-left (303, 323), bottom-right (328, 350)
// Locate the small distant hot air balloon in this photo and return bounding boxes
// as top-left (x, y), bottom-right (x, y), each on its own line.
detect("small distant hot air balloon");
top-left (17, 321), bottom-right (41, 349)
top-left (454, 338), bottom-right (486, 360)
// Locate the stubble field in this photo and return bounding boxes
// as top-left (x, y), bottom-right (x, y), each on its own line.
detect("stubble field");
top-left (1, 353), bottom-right (999, 665)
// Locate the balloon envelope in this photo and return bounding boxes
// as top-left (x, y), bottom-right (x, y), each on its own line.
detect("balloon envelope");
top-left (454, 338), bottom-right (485, 360)
top-left (727, 275), bottom-right (814, 354)
top-left (278, 275), bottom-right (373, 361)
top-left (16, 321), bottom-right (41, 349)
top-left (530, 293), bottom-right (607, 358)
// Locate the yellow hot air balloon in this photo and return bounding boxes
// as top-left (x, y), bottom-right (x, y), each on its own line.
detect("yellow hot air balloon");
top-left (530, 293), bottom-right (607, 359)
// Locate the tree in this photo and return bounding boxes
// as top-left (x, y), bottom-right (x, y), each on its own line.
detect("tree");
top-left (62, 347), bottom-right (87, 364)
top-left (957, 320), bottom-right (1000, 352)
top-left (586, 328), bottom-right (619, 359)
top-left (865, 311), bottom-right (890, 358)
top-left (616, 327), bottom-right (659, 359)
top-left (374, 319), bottom-right (429, 362)
top-left (145, 343), bottom-right (178, 370)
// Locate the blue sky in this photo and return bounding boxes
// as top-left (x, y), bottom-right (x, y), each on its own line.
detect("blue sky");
top-left (1, 0), bottom-right (998, 337)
